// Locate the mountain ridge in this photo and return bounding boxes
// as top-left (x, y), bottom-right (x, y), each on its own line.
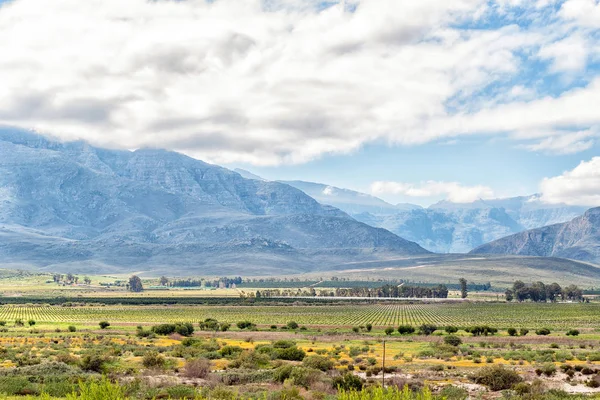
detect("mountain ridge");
top-left (470, 207), bottom-right (600, 264)
top-left (0, 130), bottom-right (429, 275)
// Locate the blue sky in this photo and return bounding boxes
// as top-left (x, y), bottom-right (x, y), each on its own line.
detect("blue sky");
top-left (0, 0), bottom-right (599, 206)
top-left (231, 137), bottom-right (600, 205)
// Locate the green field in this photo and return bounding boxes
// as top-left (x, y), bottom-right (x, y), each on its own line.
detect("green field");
top-left (1, 302), bottom-right (599, 330)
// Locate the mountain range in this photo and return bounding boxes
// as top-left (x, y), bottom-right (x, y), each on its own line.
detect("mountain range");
top-left (471, 208), bottom-right (600, 264)
top-left (245, 176), bottom-right (587, 253)
top-left (0, 130), bottom-right (428, 275)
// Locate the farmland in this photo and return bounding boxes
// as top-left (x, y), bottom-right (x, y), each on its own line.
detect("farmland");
top-left (0, 302), bottom-right (599, 330)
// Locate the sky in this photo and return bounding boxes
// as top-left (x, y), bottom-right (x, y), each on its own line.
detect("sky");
top-left (0, 0), bottom-right (599, 206)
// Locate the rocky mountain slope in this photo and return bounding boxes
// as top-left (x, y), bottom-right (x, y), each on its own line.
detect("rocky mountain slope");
top-left (470, 207), bottom-right (600, 264)
top-left (0, 130), bottom-right (428, 275)
top-left (279, 178), bottom-right (586, 253)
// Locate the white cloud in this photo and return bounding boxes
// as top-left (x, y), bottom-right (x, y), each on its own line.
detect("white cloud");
top-left (559, 0), bottom-right (600, 27)
top-left (521, 129), bottom-right (597, 154)
top-left (538, 34), bottom-right (589, 72)
top-left (371, 181), bottom-right (494, 203)
top-left (540, 157), bottom-right (600, 206)
top-left (0, 0), bottom-right (597, 165)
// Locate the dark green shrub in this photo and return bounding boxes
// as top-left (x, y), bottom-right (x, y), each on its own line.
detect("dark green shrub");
top-left (333, 373), bottom-right (363, 391)
top-left (445, 326), bottom-right (459, 334)
top-left (419, 324), bottom-right (438, 336)
top-left (68, 325), bottom-right (77, 332)
top-left (444, 335), bottom-right (462, 346)
top-left (80, 354), bottom-right (110, 373)
top-left (566, 329), bottom-right (580, 336)
top-left (473, 365), bottom-right (522, 391)
top-left (384, 327), bottom-right (394, 335)
top-left (220, 345), bottom-right (243, 358)
top-left (142, 351), bottom-right (165, 368)
top-left (520, 328), bottom-right (529, 336)
top-left (303, 355), bottom-right (334, 371)
top-left (398, 325), bottom-right (415, 335)
top-left (237, 321), bottom-right (255, 330)
top-left (535, 328), bottom-right (551, 336)
top-left (287, 321), bottom-right (299, 330)
top-left (273, 340), bottom-right (296, 349)
top-left (275, 346), bottom-right (306, 361)
top-left (98, 321), bottom-right (110, 329)
top-left (507, 328), bottom-right (517, 336)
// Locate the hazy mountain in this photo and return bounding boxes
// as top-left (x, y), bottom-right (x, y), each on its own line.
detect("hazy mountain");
top-left (0, 130), bottom-right (429, 275)
top-left (281, 180), bottom-right (421, 215)
top-left (471, 207), bottom-right (600, 264)
top-left (268, 175), bottom-right (587, 253)
top-left (234, 168), bottom-right (266, 181)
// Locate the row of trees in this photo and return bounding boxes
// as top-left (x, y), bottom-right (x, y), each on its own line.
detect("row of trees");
top-left (256, 284), bottom-right (450, 298)
top-left (505, 281), bottom-right (584, 302)
top-left (52, 274), bottom-right (91, 285)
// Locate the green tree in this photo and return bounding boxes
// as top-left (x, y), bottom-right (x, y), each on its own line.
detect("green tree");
top-left (459, 278), bottom-right (468, 299)
top-left (159, 276), bottom-right (169, 286)
top-left (128, 275), bottom-right (144, 292)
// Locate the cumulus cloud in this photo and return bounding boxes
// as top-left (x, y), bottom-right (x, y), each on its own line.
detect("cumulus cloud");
top-left (370, 181), bottom-right (494, 203)
top-left (0, 0), bottom-right (598, 165)
top-left (540, 157), bottom-right (600, 206)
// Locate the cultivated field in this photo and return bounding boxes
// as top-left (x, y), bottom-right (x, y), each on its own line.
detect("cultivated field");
top-left (0, 302), bottom-right (599, 330)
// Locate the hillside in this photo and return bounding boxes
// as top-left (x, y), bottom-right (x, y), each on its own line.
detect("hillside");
top-left (470, 207), bottom-right (600, 264)
top-left (275, 177), bottom-right (586, 253)
top-left (0, 130), bottom-right (428, 275)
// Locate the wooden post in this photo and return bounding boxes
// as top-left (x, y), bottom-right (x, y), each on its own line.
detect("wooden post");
top-left (382, 340), bottom-right (386, 387)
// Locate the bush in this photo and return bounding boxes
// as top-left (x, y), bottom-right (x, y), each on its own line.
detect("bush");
top-left (365, 323), bottom-right (373, 332)
top-left (68, 325), bottom-right (77, 332)
top-left (237, 320), bottom-right (255, 330)
top-left (535, 328), bottom-right (551, 336)
top-left (385, 327), bottom-right (394, 335)
top-left (275, 346), bottom-right (306, 361)
top-left (333, 373), bottom-right (363, 391)
top-left (80, 354), bottom-right (110, 373)
top-left (289, 366), bottom-right (325, 389)
top-left (14, 319), bottom-right (24, 327)
top-left (142, 351), bottom-right (165, 368)
top-left (287, 321), bottom-right (299, 330)
top-left (174, 322), bottom-right (195, 336)
top-left (198, 318), bottom-right (219, 331)
top-left (507, 328), bottom-right (517, 336)
top-left (273, 340), bottom-right (296, 348)
top-left (419, 324), bottom-right (438, 336)
top-left (183, 358), bottom-right (211, 378)
top-left (445, 326), bottom-right (459, 334)
top-left (0, 321), bottom-right (5, 326)
top-left (273, 365), bottom-right (294, 383)
top-left (220, 345), bottom-right (243, 358)
top-left (473, 365), bottom-right (522, 391)
top-left (520, 328), bottom-right (529, 336)
top-left (439, 385), bottom-right (468, 400)
top-left (444, 335), bottom-right (462, 346)
top-left (398, 325), bottom-right (415, 335)
top-left (27, 319), bottom-right (35, 327)
top-left (151, 322), bottom-right (194, 336)
top-left (566, 329), bottom-right (580, 336)
top-left (98, 321), bottom-right (110, 329)
top-left (465, 326), bottom-right (497, 336)
top-left (303, 355), bottom-right (334, 371)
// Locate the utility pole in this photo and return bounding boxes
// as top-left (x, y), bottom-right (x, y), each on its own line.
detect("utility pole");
top-left (382, 340), bottom-right (386, 387)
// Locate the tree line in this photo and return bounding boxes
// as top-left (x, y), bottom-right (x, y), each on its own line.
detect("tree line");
top-left (505, 281), bottom-right (584, 302)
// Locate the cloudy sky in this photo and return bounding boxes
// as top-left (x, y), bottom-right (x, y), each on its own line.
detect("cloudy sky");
top-left (0, 0), bottom-right (599, 206)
